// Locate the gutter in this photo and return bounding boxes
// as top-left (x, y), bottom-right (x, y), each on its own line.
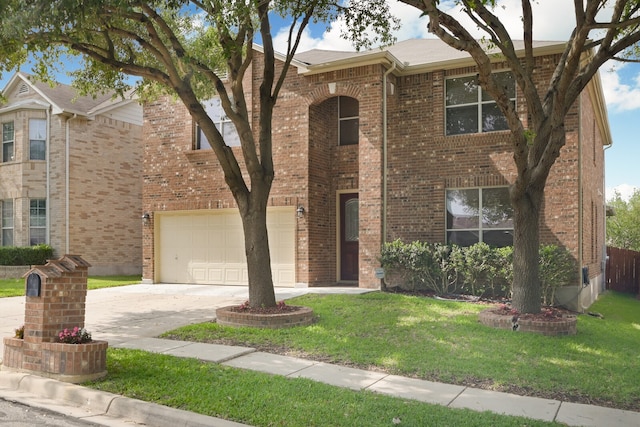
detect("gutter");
top-left (299, 42), bottom-right (567, 77)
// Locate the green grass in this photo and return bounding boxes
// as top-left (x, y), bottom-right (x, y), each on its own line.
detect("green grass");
top-left (0, 275), bottom-right (140, 297)
top-left (162, 291), bottom-right (640, 411)
top-left (0, 278), bottom-right (24, 297)
top-left (86, 275), bottom-right (141, 290)
top-left (87, 348), bottom-right (561, 427)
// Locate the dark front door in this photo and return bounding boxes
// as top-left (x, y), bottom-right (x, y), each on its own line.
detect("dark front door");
top-left (339, 193), bottom-right (359, 281)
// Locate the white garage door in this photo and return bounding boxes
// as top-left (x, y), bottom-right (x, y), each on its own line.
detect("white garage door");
top-left (157, 207), bottom-right (296, 286)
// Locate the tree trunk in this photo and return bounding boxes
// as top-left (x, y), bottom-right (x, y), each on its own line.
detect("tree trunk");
top-left (240, 195), bottom-right (276, 308)
top-left (511, 186), bottom-right (544, 314)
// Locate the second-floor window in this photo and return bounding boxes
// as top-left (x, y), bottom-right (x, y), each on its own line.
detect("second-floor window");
top-left (338, 96), bottom-right (359, 146)
top-left (2, 122), bottom-right (14, 163)
top-left (196, 97), bottom-right (240, 149)
top-left (29, 199), bottom-right (46, 245)
top-left (29, 119), bottom-right (47, 160)
top-left (445, 72), bottom-right (515, 135)
top-left (1, 199), bottom-right (13, 246)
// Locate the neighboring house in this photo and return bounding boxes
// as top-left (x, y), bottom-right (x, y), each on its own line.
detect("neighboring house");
top-left (142, 39), bottom-right (609, 310)
top-left (0, 73), bottom-right (143, 275)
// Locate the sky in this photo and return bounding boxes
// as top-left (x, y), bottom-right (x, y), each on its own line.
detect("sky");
top-left (1, 0), bottom-right (638, 201)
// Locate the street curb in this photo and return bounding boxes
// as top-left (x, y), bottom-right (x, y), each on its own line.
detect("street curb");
top-left (0, 371), bottom-right (250, 427)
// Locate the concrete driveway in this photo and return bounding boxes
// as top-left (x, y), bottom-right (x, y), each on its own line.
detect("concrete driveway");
top-left (0, 284), bottom-right (371, 362)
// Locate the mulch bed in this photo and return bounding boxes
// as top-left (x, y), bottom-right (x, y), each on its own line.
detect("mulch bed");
top-left (229, 301), bottom-right (302, 314)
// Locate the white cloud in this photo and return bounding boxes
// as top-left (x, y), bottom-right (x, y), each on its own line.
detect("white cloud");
top-left (277, 1), bottom-right (640, 114)
top-left (606, 184), bottom-right (638, 202)
top-left (272, 22), bottom-right (356, 54)
top-left (432, 0), bottom-right (575, 41)
top-left (277, 1), bottom-right (583, 54)
top-left (600, 63), bottom-right (640, 113)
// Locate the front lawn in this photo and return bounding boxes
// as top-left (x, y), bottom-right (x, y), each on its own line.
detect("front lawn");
top-left (162, 291), bottom-right (640, 411)
top-left (89, 348), bottom-right (561, 427)
top-left (0, 275), bottom-right (141, 297)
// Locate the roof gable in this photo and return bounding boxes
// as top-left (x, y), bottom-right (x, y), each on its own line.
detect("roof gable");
top-left (1, 72), bottom-right (137, 119)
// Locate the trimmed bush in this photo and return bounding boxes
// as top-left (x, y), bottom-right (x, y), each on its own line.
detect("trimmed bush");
top-left (0, 244), bottom-right (53, 266)
top-left (380, 240), bottom-right (577, 303)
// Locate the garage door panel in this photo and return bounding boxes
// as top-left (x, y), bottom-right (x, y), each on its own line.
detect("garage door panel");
top-left (273, 266), bottom-right (295, 286)
top-left (158, 208), bottom-right (295, 286)
top-left (191, 266), bottom-right (207, 282)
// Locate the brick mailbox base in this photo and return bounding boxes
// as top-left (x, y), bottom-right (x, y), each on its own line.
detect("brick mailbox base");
top-left (2, 255), bottom-right (108, 383)
top-left (3, 337), bottom-right (107, 383)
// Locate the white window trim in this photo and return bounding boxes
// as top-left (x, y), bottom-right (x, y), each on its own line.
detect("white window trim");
top-left (29, 199), bottom-right (47, 245)
top-left (445, 71), bottom-right (516, 135)
top-left (196, 96), bottom-right (241, 149)
top-left (29, 118), bottom-right (47, 161)
top-left (1, 199), bottom-right (14, 246)
top-left (445, 186), bottom-right (514, 246)
top-left (2, 121), bottom-right (14, 163)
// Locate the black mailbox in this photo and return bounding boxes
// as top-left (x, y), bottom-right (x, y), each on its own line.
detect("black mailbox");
top-left (26, 273), bottom-right (41, 297)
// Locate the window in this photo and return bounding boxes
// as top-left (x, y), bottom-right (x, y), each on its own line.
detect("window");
top-left (196, 97), bottom-right (240, 149)
top-left (29, 119), bottom-right (47, 160)
top-left (2, 122), bottom-right (14, 163)
top-left (29, 199), bottom-right (46, 245)
top-left (1, 200), bottom-right (13, 246)
top-left (445, 72), bottom-right (515, 135)
top-left (446, 187), bottom-right (513, 247)
top-left (338, 96), bottom-right (359, 145)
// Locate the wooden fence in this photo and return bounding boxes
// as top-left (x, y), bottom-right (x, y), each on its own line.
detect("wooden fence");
top-left (606, 247), bottom-right (640, 294)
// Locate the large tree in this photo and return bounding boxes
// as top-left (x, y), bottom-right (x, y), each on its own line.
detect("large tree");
top-left (0, 0), bottom-right (395, 307)
top-left (398, 0), bottom-right (640, 313)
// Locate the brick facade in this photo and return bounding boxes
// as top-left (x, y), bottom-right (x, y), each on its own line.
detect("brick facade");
top-left (0, 74), bottom-right (142, 275)
top-left (142, 42), bottom-right (607, 301)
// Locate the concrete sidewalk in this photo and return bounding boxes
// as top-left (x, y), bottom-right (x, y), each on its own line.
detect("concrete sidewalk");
top-left (1, 284), bottom-right (639, 426)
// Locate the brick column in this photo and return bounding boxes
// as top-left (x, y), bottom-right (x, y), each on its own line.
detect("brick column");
top-left (24, 255), bottom-right (90, 345)
top-left (4, 255), bottom-right (96, 378)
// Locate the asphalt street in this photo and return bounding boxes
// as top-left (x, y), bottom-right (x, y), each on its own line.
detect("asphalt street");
top-left (0, 398), bottom-right (100, 426)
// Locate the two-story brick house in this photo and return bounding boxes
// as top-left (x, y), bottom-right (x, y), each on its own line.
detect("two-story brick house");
top-left (142, 39), bottom-right (609, 309)
top-left (0, 73), bottom-right (143, 275)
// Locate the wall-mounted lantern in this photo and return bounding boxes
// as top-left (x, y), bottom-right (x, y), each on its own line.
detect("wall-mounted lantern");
top-left (142, 212), bottom-right (151, 225)
top-left (296, 206), bottom-right (305, 218)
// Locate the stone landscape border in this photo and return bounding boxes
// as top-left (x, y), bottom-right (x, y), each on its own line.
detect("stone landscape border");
top-left (478, 308), bottom-right (577, 336)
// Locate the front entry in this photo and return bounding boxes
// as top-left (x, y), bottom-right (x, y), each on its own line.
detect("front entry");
top-left (339, 193), bottom-right (359, 281)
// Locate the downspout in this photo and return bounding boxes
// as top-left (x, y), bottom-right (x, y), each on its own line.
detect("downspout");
top-left (603, 142), bottom-right (613, 292)
top-left (382, 62), bottom-right (396, 246)
top-left (578, 97), bottom-right (585, 311)
top-left (45, 108), bottom-right (51, 245)
top-left (65, 114), bottom-right (77, 254)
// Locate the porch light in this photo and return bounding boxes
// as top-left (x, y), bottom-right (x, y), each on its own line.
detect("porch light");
top-left (296, 206), bottom-right (305, 218)
top-left (142, 212), bottom-right (151, 225)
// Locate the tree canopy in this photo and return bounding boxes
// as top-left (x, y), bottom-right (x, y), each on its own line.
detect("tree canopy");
top-left (0, 0), bottom-right (396, 307)
top-left (607, 190), bottom-right (640, 251)
top-left (396, 0), bottom-right (640, 313)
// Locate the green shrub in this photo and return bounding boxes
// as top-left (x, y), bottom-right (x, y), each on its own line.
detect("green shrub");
top-left (0, 244), bottom-right (53, 266)
top-left (539, 244), bottom-right (579, 305)
top-left (380, 241), bottom-right (463, 294)
top-left (380, 240), bottom-right (576, 303)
